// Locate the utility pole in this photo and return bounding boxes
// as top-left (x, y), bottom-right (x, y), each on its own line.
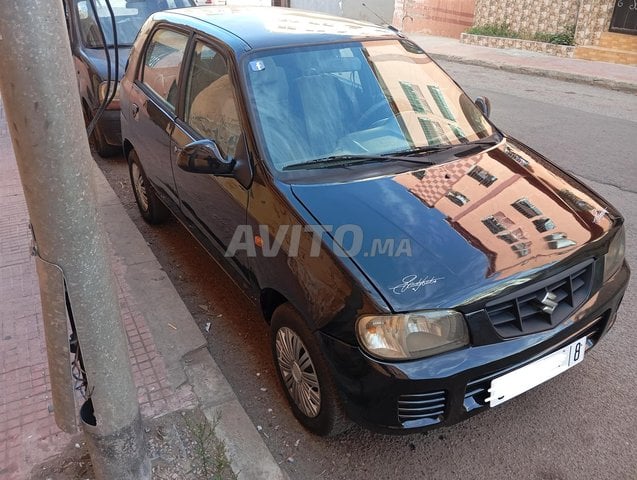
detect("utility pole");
top-left (0, 1), bottom-right (149, 478)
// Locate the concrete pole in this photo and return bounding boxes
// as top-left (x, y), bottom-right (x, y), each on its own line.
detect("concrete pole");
top-left (0, 1), bottom-right (149, 478)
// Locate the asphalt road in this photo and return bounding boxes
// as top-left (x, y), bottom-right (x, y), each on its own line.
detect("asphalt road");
top-left (96, 62), bottom-right (637, 480)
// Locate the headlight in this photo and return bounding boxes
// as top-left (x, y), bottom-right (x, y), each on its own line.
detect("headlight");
top-left (356, 310), bottom-right (469, 361)
top-left (603, 226), bottom-right (625, 281)
top-left (98, 81), bottom-right (120, 109)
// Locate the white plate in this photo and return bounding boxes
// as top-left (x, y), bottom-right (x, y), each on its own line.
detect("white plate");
top-left (487, 336), bottom-right (587, 407)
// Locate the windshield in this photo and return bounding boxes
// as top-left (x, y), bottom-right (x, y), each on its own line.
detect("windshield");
top-left (244, 39), bottom-right (495, 171)
top-left (74, 0), bottom-right (191, 47)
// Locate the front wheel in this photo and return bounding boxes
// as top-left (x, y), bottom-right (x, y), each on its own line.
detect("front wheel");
top-left (128, 149), bottom-right (168, 224)
top-left (271, 303), bottom-right (349, 436)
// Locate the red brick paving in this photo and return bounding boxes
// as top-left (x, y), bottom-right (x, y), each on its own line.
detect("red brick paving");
top-left (0, 98), bottom-right (195, 479)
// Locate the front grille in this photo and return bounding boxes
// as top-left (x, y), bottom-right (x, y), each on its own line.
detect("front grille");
top-left (464, 378), bottom-right (490, 412)
top-left (485, 262), bottom-right (594, 338)
top-left (398, 390), bottom-right (446, 424)
top-left (464, 313), bottom-right (607, 413)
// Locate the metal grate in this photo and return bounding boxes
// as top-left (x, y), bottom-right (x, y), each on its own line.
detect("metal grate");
top-left (485, 262), bottom-right (594, 338)
top-left (464, 378), bottom-right (490, 412)
top-left (398, 390), bottom-right (447, 424)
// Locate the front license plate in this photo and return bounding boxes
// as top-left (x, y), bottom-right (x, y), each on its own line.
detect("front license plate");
top-left (487, 337), bottom-right (587, 407)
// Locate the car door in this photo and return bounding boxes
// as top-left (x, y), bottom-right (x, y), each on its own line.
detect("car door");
top-left (171, 39), bottom-right (250, 275)
top-left (128, 26), bottom-right (190, 208)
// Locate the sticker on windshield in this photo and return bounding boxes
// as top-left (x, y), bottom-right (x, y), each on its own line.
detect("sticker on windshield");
top-left (250, 60), bottom-right (266, 72)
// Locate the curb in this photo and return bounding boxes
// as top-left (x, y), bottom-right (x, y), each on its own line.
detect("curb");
top-left (428, 53), bottom-right (637, 95)
top-left (184, 348), bottom-right (289, 480)
top-left (92, 164), bottom-right (287, 480)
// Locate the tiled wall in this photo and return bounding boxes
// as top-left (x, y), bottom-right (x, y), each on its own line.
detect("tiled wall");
top-left (471, 0), bottom-right (617, 46)
top-left (574, 0), bottom-right (615, 46)
top-left (372, 0), bottom-right (617, 44)
top-left (473, 0), bottom-right (579, 35)
top-left (461, 33), bottom-right (576, 57)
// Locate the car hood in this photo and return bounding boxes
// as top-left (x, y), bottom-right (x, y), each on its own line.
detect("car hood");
top-left (83, 46), bottom-right (131, 81)
top-left (290, 139), bottom-right (618, 312)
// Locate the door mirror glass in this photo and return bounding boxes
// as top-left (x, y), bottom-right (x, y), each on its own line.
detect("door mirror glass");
top-left (475, 96), bottom-right (491, 118)
top-left (177, 139), bottom-right (236, 175)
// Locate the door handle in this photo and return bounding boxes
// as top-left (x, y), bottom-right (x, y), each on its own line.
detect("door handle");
top-left (131, 103), bottom-right (139, 118)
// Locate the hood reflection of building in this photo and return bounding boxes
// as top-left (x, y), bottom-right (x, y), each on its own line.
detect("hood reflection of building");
top-left (394, 143), bottom-right (611, 279)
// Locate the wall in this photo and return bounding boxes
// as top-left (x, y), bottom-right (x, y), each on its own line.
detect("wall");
top-left (289, 0), bottom-right (395, 25)
top-left (394, 0), bottom-right (475, 37)
top-left (289, 0), bottom-right (340, 16)
top-left (461, 33), bottom-right (576, 57)
top-left (574, 0), bottom-right (615, 46)
top-left (471, 0), bottom-right (616, 46)
top-left (473, 0), bottom-right (579, 35)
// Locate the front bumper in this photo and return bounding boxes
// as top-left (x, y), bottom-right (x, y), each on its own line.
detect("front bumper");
top-left (318, 262), bottom-right (630, 434)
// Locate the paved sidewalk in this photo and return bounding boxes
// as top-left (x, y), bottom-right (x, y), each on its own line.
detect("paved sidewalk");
top-left (409, 35), bottom-right (637, 93)
top-left (0, 98), bottom-right (285, 479)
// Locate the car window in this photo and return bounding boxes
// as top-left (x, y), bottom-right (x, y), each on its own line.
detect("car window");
top-left (141, 28), bottom-right (189, 112)
top-left (74, 0), bottom-right (193, 47)
top-left (245, 40), bottom-right (493, 171)
top-left (184, 42), bottom-right (241, 157)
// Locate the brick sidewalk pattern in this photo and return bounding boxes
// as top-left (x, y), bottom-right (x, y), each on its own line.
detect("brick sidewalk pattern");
top-left (0, 99), bottom-right (195, 480)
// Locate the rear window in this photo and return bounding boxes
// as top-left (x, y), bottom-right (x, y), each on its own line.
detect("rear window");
top-left (74, 0), bottom-right (192, 47)
top-left (141, 28), bottom-right (189, 111)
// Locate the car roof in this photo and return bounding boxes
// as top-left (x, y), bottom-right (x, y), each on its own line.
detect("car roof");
top-left (153, 6), bottom-right (400, 51)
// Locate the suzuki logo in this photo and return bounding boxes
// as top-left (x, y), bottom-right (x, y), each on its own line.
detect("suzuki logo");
top-left (538, 291), bottom-right (559, 315)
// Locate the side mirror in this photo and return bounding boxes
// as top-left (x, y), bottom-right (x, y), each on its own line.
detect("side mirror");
top-left (475, 96), bottom-right (491, 118)
top-left (177, 139), bottom-right (235, 176)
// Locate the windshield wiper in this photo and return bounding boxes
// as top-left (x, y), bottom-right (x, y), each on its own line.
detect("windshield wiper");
top-left (465, 135), bottom-right (503, 147)
top-left (391, 136), bottom-right (502, 157)
top-left (283, 134), bottom-right (505, 171)
top-left (389, 144), bottom-right (457, 157)
top-left (283, 153), bottom-right (437, 171)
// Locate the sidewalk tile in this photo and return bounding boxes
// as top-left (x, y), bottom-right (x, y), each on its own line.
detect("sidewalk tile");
top-left (0, 100), bottom-right (195, 479)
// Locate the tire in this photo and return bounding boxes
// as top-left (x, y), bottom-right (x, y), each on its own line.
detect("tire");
top-left (128, 149), bottom-right (168, 224)
top-left (83, 105), bottom-right (119, 158)
top-left (271, 303), bottom-right (350, 436)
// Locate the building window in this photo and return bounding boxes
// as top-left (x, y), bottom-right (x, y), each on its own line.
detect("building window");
top-left (419, 118), bottom-right (450, 145)
top-left (446, 190), bottom-right (469, 206)
top-left (399, 81), bottom-right (433, 115)
top-left (482, 212), bottom-right (513, 234)
top-left (512, 198), bottom-right (542, 218)
top-left (511, 242), bottom-right (531, 258)
top-left (468, 166), bottom-right (497, 187)
top-left (545, 233), bottom-right (577, 249)
top-left (533, 218), bottom-right (556, 233)
top-left (427, 85), bottom-right (456, 121)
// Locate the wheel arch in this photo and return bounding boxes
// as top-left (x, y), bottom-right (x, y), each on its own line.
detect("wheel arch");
top-left (123, 139), bottom-right (134, 161)
top-left (260, 288), bottom-right (288, 324)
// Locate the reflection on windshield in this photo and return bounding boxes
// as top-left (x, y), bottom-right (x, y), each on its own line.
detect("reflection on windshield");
top-left (75, 0), bottom-right (191, 47)
top-left (245, 39), bottom-right (493, 171)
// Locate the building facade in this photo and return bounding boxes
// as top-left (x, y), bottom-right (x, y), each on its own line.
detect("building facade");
top-left (467, 0), bottom-right (637, 64)
top-left (281, 0), bottom-right (636, 64)
top-left (393, 0), bottom-right (476, 38)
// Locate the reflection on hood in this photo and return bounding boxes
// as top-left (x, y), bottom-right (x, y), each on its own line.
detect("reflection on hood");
top-left (291, 139), bottom-right (614, 312)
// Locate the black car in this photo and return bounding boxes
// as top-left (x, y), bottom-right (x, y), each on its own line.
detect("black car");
top-left (120, 7), bottom-right (629, 435)
top-left (62, 0), bottom-right (193, 156)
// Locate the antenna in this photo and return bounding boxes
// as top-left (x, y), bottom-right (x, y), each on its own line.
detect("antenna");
top-left (361, 2), bottom-right (400, 32)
